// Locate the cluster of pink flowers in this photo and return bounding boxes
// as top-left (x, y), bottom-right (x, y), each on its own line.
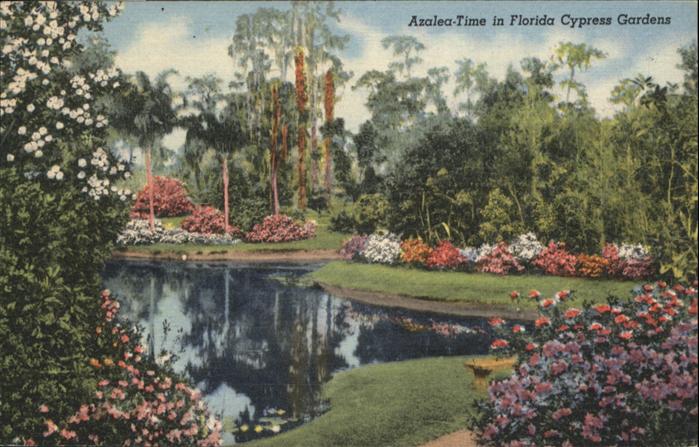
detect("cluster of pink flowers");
top-left (131, 176), bottom-right (194, 218)
top-left (425, 241), bottom-right (466, 270)
top-left (477, 242), bottom-right (525, 275)
top-left (340, 235), bottom-right (368, 260)
top-left (472, 281), bottom-right (698, 446)
top-left (532, 242), bottom-right (578, 276)
top-left (26, 290), bottom-right (222, 446)
top-left (181, 206), bottom-right (241, 237)
top-left (245, 214), bottom-right (316, 243)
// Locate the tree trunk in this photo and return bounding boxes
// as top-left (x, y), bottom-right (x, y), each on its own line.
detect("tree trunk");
top-left (145, 146), bottom-right (156, 231)
top-left (323, 69), bottom-right (334, 198)
top-left (271, 85), bottom-right (281, 215)
top-left (295, 47), bottom-right (308, 210)
top-left (222, 154), bottom-right (230, 233)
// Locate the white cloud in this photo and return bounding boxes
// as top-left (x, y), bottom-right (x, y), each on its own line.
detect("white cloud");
top-left (115, 16), bottom-right (235, 92)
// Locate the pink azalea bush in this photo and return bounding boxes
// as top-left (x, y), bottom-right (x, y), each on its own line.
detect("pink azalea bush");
top-left (131, 176), bottom-right (195, 218)
top-left (30, 291), bottom-right (222, 446)
top-left (477, 242), bottom-right (525, 275)
top-left (340, 235), bottom-right (369, 260)
top-left (470, 281), bottom-right (699, 447)
top-left (603, 243), bottom-right (655, 280)
top-left (532, 241), bottom-right (578, 276)
top-left (245, 215), bottom-right (316, 243)
top-left (181, 206), bottom-right (242, 237)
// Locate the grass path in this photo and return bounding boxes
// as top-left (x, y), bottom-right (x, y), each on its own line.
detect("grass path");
top-left (246, 356), bottom-right (510, 447)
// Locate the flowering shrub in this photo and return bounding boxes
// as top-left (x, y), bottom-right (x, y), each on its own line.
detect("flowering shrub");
top-left (362, 232), bottom-right (401, 264)
top-left (181, 206), bottom-right (242, 237)
top-left (533, 242), bottom-right (578, 276)
top-left (471, 282), bottom-right (699, 447)
top-left (459, 247), bottom-right (480, 265)
top-left (509, 233), bottom-right (544, 264)
top-left (116, 219), bottom-right (240, 246)
top-left (577, 254), bottom-right (610, 278)
top-left (340, 235), bottom-right (368, 260)
top-left (245, 215), bottom-right (316, 243)
top-left (400, 239), bottom-right (433, 266)
top-left (131, 176), bottom-right (194, 218)
top-left (477, 242), bottom-right (525, 275)
top-left (603, 243), bottom-right (655, 280)
top-left (31, 290), bottom-right (222, 446)
top-left (426, 241), bottom-right (466, 270)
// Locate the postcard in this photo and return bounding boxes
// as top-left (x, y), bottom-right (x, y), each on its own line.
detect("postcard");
top-left (1, 1), bottom-right (697, 446)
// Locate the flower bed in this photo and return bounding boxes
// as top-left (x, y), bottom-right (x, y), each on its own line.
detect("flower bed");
top-left (131, 176), bottom-right (195, 218)
top-left (116, 219), bottom-right (240, 246)
top-left (470, 281), bottom-right (698, 446)
top-left (342, 232), bottom-right (657, 280)
top-left (245, 215), bottom-right (316, 243)
top-left (28, 291), bottom-right (222, 446)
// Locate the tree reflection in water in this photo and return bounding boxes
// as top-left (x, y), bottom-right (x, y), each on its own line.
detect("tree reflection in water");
top-left (103, 261), bottom-right (497, 443)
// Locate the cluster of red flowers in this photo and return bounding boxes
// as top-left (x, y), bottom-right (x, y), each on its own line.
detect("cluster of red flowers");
top-left (245, 215), bottom-right (316, 243)
top-left (28, 290), bottom-right (222, 446)
top-left (425, 241), bottom-right (466, 270)
top-left (181, 206), bottom-right (242, 237)
top-left (131, 176), bottom-right (194, 218)
top-left (473, 281), bottom-right (698, 446)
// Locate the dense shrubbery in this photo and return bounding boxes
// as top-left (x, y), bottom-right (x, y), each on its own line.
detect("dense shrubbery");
top-left (131, 176), bottom-right (194, 218)
top-left (245, 215), bottom-right (316, 243)
top-left (361, 232), bottom-right (402, 264)
top-left (477, 242), bottom-right (525, 275)
top-left (339, 235), bottom-right (368, 260)
top-left (470, 282), bottom-right (698, 446)
top-left (33, 291), bottom-right (222, 446)
top-left (400, 239), bottom-right (433, 265)
top-left (328, 194), bottom-right (389, 234)
top-left (181, 206), bottom-right (242, 236)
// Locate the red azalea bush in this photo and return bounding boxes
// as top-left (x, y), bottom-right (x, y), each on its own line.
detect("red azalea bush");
top-left (602, 243), bottom-right (655, 280)
top-left (533, 242), bottom-right (578, 276)
top-left (245, 215), bottom-right (316, 243)
top-left (400, 239), bottom-right (433, 266)
top-left (471, 281), bottom-right (699, 447)
top-left (181, 207), bottom-right (241, 237)
top-left (131, 176), bottom-right (195, 218)
top-left (425, 241), bottom-right (466, 270)
top-left (602, 243), bottom-right (624, 277)
top-left (477, 242), bottom-right (525, 275)
top-left (31, 291), bottom-right (222, 446)
top-left (577, 254), bottom-right (610, 278)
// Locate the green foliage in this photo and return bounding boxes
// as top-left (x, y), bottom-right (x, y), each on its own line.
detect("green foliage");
top-left (478, 188), bottom-right (525, 243)
top-left (0, 168), bottom-right (128, 439)
top-left (353, 194), bottom-right (390, 234)
top-left (329, 208), bottom-right (356, 233)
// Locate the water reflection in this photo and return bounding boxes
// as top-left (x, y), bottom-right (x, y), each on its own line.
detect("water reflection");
top-left (102, 261), bottom-right (495, 443)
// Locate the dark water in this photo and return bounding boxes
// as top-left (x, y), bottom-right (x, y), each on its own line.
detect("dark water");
top-left (102, 261), bottom-right (496, 443)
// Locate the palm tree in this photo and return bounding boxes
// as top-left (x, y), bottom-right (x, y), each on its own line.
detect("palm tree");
top-left (182, 76), bottom-right (246, 232)
top-left (120, 70), bottom-right (178, 231)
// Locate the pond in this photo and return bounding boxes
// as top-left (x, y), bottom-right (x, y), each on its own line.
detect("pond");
top-left (103, 261), bottom-right (498, 443)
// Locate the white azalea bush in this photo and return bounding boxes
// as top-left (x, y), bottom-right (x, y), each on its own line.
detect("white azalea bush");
top-left (361, 232), bottom-right (402, 264)
top-left (509, 232), bottom-right (544, 263)
top-left (116, 219), bottom-right (241, 246)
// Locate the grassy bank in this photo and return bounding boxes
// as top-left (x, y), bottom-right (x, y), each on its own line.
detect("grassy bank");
top-left (308, 262), bottom-right (639, 309)
top-left (246, 356), bottom-right (509, 447)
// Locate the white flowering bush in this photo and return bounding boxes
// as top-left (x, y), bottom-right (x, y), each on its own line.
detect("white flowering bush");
top-left (459, 246), bottom-right (479, 264)
top-left (476, 243), bottom-right (495, 262)
top-left (1, 0), bottom-right (129, 201)
top-left (509, 232), bottom-right (544, 263)
top-left (116, 219), bottom-right (240, 246)
top-left (618, 242), bottom-right (651, 260)
top-left (361, 232), bottom-right (401, 264)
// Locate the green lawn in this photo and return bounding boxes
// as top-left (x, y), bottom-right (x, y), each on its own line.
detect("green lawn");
top-left (308, 262), bottom-right (640, 309)
top-left (121, 211), bottom-right (348, 254)
top-left (245, 356), bottom-right (509, 447)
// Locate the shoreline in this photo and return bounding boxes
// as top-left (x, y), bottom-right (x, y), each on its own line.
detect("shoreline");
top-left (111, 248), bottom-right (536, 320)
top-left (315, 281), bottom-right (537, 321)
top-left (111, 248), bottom-right (343, 263)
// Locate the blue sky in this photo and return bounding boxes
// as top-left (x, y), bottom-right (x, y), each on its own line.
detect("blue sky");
top-left (101, 1), bottom-right (697, 148)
